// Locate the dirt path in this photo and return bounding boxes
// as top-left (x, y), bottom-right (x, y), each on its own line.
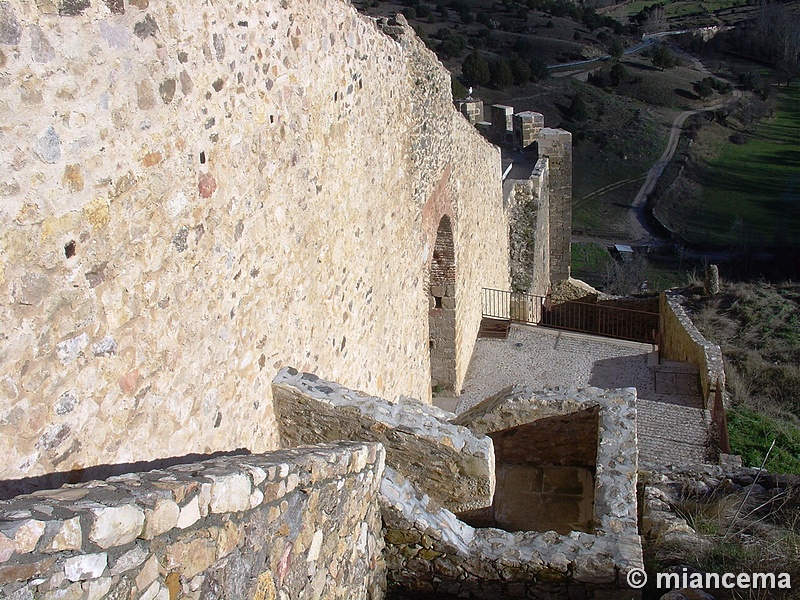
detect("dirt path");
top-left (627, 87), bottom-right (741, 243)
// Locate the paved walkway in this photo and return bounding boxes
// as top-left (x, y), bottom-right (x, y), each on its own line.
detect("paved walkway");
top-left (452, 324), bottom-right (713, 467)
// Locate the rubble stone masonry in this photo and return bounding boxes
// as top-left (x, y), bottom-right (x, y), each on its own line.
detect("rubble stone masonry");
top-left (0, 0), bottom-right (509, 492)
top-left (0, 442), bottom-right (386, 600)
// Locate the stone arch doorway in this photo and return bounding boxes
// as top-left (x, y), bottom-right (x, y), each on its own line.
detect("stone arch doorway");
top-left (429, 215), bottom-right (456, 393)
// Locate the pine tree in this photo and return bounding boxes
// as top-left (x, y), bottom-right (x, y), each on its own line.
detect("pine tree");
top-left (462, 51), bottom-right (490, 86)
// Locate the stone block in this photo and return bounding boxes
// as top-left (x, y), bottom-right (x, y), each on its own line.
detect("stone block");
top-left (166, 537), bottom-right (216, 579)
top-left (208, 472), bottom-right (251, 513)
top-left (176, 496), bottom-right (201, 529)
top-left (42, 517), bottom-right (82, 553)
top-left (143, 499), bottom-right (180, 539)
top-left (0, 519), bottom-right (45, 554)
top-left (89, 505), bottom-right (145, 549)
top-left (64, 553), bottom-right (107, 582)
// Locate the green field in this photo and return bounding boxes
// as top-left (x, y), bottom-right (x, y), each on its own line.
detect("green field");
top-left (682, 85), bottom-right (800, 246)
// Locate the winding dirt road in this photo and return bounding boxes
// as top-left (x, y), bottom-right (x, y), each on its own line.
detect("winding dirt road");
top-left (627, 86), bottom-right (742, 243)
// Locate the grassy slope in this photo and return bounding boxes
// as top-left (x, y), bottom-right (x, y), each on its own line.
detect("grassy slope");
top-left (687, 282), bottom-right (800, 474)
top-left (659, 84), bottom-right (800, 247)
top-left (570, 53), bottom-right (720, 239)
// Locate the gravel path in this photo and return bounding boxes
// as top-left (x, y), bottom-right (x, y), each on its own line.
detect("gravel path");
top-left (456, 324), bottom-right (713, 466)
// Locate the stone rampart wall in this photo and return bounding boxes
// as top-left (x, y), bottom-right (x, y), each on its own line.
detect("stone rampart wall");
top-left (659, 292), bottom-right (726, 407)
top-left (450, 113), bottom-right (510, 390)
top-left (539, 129), bottom-right (572, 283)
top-left (0, 0), bottom-right (509, 491)
top-left (0, 442), bottom-right (386, 600)
top-left (508, 158), bottom-right (550, 295)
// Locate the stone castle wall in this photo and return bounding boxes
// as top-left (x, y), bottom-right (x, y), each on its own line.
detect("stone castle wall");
top-left (0, 442), bottom-right (386, 600)
top-left (508, 157), bottom-right (550, 295)
top-left (0, 1), bottom-right (509, 492)
top-left (539, 128), bottom-right (572, 283)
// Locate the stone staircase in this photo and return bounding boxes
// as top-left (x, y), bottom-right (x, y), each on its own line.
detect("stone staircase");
top-left (637, 360), bottom-right (714, 466)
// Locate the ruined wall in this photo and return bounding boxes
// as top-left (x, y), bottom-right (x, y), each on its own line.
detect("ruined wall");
top-left (271, 368), bottom-right (495, 513)
top-left (382, 386), bottom-right (643, 599)
top-left (0, 442), bottom-right (386, 600)
top-left (0, 1), bottom-right (508, 491)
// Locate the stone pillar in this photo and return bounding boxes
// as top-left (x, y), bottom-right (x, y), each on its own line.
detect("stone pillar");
top-left (512, 111), bottom-right (544, 150)
top-left (508, 158), bottom-right (550, 295)
top-left (455, 98), bottom-right (484, 125)
top-left (538, 128), bottom-right (572, 282)
top-left (489, 105), bottom-right (514, 146)
top-left (705, 264), bottom-right (720, 295)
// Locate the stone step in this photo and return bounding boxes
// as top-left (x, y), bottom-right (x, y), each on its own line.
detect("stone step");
top-left (637, 399), bottom-right (713, 466)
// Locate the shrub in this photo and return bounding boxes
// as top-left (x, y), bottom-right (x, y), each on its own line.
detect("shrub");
top-left (567, 91), bottom-right (589, 122)
top-left (610, 62), bottom-right (628, 85)
top-left (512, 58), bottom-right (531, 85)
top-left (608, 38), bottom-right (624, 58)
top-left (651, 45), bottom-right (676, 69)
top-left (462, 50), bottom-right (490, 85)
top-left (693, 78), bottom-right (714, 98)
top-left (489, 59), bottom-right (514, 89)
top-left (730, 132), bottom-right (749, 145)
top-left (529, 57), bottom-right (550, 82)
top-left (451, 76), bottom-right (468, 99)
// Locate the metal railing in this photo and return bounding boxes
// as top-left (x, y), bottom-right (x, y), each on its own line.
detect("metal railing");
top-left (482, 288), bottom-right (659, 344)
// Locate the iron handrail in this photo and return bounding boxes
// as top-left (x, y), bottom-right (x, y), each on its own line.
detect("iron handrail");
top-left (482, 288), bottom-right (659, 344)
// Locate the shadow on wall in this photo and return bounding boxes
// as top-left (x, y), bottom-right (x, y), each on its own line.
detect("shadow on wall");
top-left (0, 448), bottom-right (252, 500)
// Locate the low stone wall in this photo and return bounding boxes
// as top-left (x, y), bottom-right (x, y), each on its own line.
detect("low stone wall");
top-left (0, 442), bottom-right (386, 600)
top-left (659, 292), bottom-right (726, 408)
top-left (382, 467), bottom-right (642, 599)
top-left (272, 367), bottom-right (494, 513)
top-left (382, 386), bottom-right (643, 599)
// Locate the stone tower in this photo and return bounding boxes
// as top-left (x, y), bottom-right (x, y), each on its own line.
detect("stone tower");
top-left (538, 128), bottom-right (573, 282)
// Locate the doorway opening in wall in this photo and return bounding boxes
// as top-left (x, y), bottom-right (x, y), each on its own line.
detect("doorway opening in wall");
top-left (458, 407), bottom-right (599, 535)
top-left (429, 215), bottom-right (456, 394)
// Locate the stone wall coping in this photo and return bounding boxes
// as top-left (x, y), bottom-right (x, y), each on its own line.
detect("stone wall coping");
top-left (273, 367), bottom-right (496, 513)
top-left (274, 367), bottom-right (492, 456)
top-left (0, 442), bottom-right (384, 563)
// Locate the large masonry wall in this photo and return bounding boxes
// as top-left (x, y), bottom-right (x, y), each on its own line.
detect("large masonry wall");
top-left (508, 157), bottom-right (549, 295)
top-left (0, 2), bottom-right (509, 491)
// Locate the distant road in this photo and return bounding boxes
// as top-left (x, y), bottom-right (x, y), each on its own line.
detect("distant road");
top-left (547, 30), bottom-right (689, 69)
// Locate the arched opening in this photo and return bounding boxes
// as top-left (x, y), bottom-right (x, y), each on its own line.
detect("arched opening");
top-left (429, 215), bottom-right (456, 393)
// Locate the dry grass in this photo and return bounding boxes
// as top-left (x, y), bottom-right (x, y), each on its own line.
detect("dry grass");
top-left (648, 485), bottom-right (800, 599)
top-left (684, 281), bottom-right (800, 474)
